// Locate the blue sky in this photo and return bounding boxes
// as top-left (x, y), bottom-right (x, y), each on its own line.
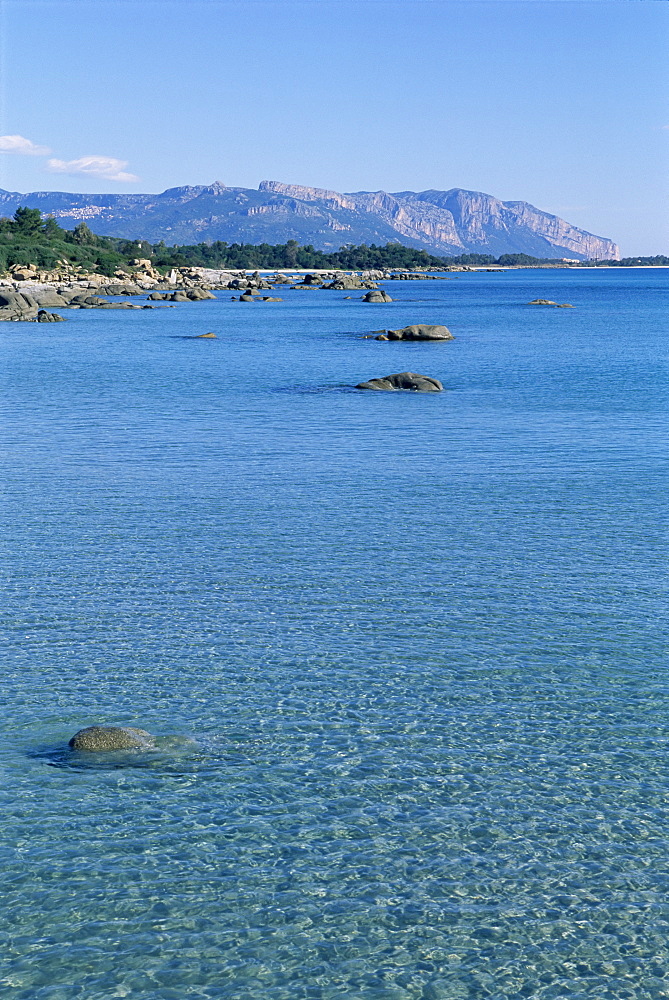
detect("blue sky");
top-left (1, 0), bottom-right (667, 254)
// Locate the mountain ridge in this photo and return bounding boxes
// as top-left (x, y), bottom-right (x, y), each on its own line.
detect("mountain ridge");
top-left (0, 181), bottom-right (620, 260)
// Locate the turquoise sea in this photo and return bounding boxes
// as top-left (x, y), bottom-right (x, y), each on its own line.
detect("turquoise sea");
top-left (1, 269), bottom-right (667, 999)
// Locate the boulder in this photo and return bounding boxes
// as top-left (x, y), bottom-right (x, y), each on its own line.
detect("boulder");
top-left (69, 725), bottom-right (155, 751)
top-left (528, 299), bottom-right (558, 305)
top-left (36, 310), bottom-right (66, 322)
top-left (356, 371), bottom-right (443, 392)
top-left (0, 290), bottom-right (39, 321)
top-left (262, 296), bottom-right (283, 302)
top-left (10, 265), bottom-right (38, 281)
top-left (362, 290), bottom-right (393, 303)
top-left (69, 294), bottom-right (107, 307)
top-left (34, 290), bottom-right (72, 309)
top-left (324, 275), bottom-right (371, 291)
top-left (239, 293), bottom-right (255, 302)
top-left (380, 324), bottom-right (453, 341)
top-left (186, 288), bottom-right (216, 300)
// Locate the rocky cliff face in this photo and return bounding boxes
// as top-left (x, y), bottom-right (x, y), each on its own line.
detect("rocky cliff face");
top-left (260, 182), bottom-right (620, 259)
top-left (0, 181), bottom-right (620, 259)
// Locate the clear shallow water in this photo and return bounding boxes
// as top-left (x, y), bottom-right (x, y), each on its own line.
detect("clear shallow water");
top-left (1, 270), bottom-right (667, 999)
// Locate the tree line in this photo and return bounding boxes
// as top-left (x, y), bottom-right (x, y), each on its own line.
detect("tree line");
top-left (1, 207), bottom-right (665, 275)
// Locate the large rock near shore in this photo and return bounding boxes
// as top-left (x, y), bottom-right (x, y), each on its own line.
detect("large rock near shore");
top-left (380, 324), bottom-right (453, 341)
top-left (69, 725), bottom-right (156, 751)
top-left (0, 290), bottom-right (39, 321)
top-left (356, 371), bottom-right (444, 392)
top-left (34, 290), bottom-right (72, 309)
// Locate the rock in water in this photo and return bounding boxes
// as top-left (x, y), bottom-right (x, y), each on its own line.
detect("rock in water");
top-left (36, 310), bottom-right (66, 322)
top-left (527, 299), bottom-right (558, 305)
top-left (69, 726), bottom-right (155, 751)
top-left (196, 332), bottom-right (217, 338)
top-left (362, 290), bottom-right (393, 303)
top-left (381, 324), bottom-right (453, 341)
top-left (355, 371), bottom-right (443, 392)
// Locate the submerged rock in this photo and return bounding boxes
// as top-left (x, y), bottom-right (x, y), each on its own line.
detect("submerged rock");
top-left (69, 725), bottom-right (155, 751)
top-left (356, 371), bottom-right (443, 392)
top-left (528, 299), bottom-right (574, 307)
top-left (377, 324), bottom-right (453, 341)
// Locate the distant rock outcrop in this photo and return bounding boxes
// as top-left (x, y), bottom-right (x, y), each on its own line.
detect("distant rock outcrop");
top-left (356, 371), bottom-right (444, 392)
top-left (528, 299), bottom-right (574, 307)
top-left (375, 324), bottom-right (453, 341)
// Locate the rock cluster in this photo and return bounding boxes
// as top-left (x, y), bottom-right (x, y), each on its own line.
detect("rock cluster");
top-left (37, 310), bottom-right (66, 323)
top-left (148, 288), bottom-right (216, 302)
top-left (324, 274), bottom-right (378, 291)
top-left (374, 324), bottom-right (453, 341)
top-left (356, 371), bottom-right (444, 392)
top-left (231, 294), bottom-right (282, 302)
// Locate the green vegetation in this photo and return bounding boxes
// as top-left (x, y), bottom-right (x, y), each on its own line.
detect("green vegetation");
top-left (0, 209), bottom-right (156, 276)
top-left (605, 255), bottom-right (669, 267)
top-left (150, 238), bottom-right (464, 271)
top-left (2, 207), bottom-right (666, 275)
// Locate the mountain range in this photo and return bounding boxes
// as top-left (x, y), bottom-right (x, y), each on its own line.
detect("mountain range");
top-left (0, 180), bottom-right (620, 260)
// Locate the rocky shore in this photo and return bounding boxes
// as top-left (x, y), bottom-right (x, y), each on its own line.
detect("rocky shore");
top-left (0, 261), bottom-right (468, 321)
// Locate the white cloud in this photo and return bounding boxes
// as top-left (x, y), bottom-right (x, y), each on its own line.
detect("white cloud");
top-left (0, 134), bottom-right (52, 156)
top-left (46, 155), bottom-right (139, 183)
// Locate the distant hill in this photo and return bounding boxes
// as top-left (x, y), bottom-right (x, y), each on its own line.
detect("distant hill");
top-left (0, 180), bottom-right (620, 260)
